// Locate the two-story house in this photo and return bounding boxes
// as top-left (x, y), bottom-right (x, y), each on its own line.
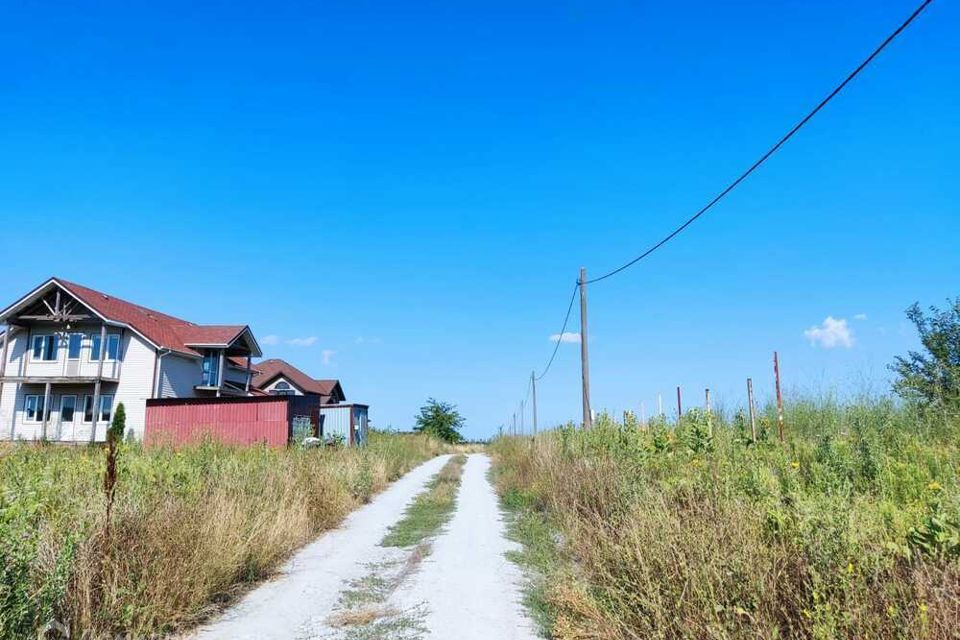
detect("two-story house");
top-left (0, 277), bottom-right (262, 442)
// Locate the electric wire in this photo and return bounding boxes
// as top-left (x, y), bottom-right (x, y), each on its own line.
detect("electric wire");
top-left (584, 0), bottom-right (934, 285)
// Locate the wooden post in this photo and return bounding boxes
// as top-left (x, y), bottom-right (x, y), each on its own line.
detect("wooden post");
top-left (41, 381), bottom-right (51, 441)
top-left (676, 386), bottom-right (682, 424)
top-left (747, 377), bottom-right (757, 442)
top-left (774, 351), bottom-right (785, 443)
top-left (705, 388), bottom-right (712, 436)
top-left (579, 267), bottom-right (592, 430)
top-left (531, 371), bottom-right (538, 435)
top-left (91, 324), bottom-right (107, 443)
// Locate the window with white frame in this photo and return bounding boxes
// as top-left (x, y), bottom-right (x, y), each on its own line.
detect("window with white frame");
top-left (202, 350), bottom-right (220, 386)
top-left (271, 380), bottom-right (295, 396)
top-left (31, 335), bottom-right (59, 361)
top-left (24, 395), bottom-right (45, 422)
top-left (106, 335), bottom-right (121, 361)
top-left (99, 395), bottom-right (114, 423)
top-left (88, 333), bottom-right (121, 362)
top-left (67, 333), bottom-right (83, 360)
top-left (82, 395), bottom-right (113, 423)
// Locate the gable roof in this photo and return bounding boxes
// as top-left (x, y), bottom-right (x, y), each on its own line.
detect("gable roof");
top-left (251, 358), bottom-right (344, 399)
top-left (0, 277), bottom-right (262, 359)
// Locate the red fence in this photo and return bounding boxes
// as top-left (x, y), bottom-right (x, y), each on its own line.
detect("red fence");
top-left (145, 396), bottom-right (295, 447)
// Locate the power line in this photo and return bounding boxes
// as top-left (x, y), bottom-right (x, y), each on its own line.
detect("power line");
top-left (584, 0), bottom-right (934, 286)
top-left (535, 283), bottom-right (579, 381)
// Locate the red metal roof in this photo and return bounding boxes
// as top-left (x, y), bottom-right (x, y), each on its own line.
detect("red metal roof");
top-left (251, 358), bottom-right (344, 399)
top-left (53, 278), bottom-right (253, 358)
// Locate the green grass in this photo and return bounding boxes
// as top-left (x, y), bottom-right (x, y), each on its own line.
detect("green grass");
top-left (492, 397), bottom-right (960, 640)
top-left (0, 431), bottom-right (445, 639)
top-left (382, 454), bottom-right (467, 548)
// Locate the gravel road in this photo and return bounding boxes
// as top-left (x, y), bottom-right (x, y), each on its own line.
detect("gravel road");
top-left (395, 454), bottom-right (539, 640)
top-left (190, 454), bottom-right (451, 640)
top-left (189, 452), bottom-right (537, 640)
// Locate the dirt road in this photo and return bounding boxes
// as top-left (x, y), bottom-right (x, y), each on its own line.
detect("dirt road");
top-left (189, 453), bottom-right (537, 640)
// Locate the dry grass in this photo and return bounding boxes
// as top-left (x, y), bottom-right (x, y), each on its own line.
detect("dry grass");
top-left (0, 431), bottom-right (444, 638)
top-left (493, 399), bottom-right (960, 640)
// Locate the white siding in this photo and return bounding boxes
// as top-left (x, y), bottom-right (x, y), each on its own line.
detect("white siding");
top-left (158, 353), bottom-right (201, 398)
top-left (112, 333), bottom-right (157, 440)
top-left (1, 332), bottom-right (157, 442)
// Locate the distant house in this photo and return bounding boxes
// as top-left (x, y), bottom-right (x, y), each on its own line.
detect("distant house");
top-left (250, 358), bottom-right (345, 404)
top-left (0, 277), bottom-right (262, 442)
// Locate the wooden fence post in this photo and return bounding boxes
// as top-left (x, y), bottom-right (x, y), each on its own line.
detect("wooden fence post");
top-left (774, 351), bottom-right (785, 443)
top-left (747, 378), bottom-right (757, 442)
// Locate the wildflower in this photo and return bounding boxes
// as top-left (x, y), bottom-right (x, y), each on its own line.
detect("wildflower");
top-left (927, 481), bottom-right (942, 492)
top-left (790, 461), bottom-right (800, 470)
top-left (918, 602), bottom-right (929, 614)
top-left (847, 562), bottom-right (854, 575)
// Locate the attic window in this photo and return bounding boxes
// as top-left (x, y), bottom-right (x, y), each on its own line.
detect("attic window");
top-left (271, 381), bottom-right (295, 396)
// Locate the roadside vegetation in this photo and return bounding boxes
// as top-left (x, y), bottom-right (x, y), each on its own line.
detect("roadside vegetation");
top-left (383, 454), bottom-right (467, 547)
top-left (0, 431), bottom-right (444, 639)
top-left (493, 300), bottom-right (960, 639)
top-left (494, 400), bottom-right (960, 639)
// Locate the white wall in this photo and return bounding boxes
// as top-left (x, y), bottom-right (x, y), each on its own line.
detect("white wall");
top-left (112, 333), bottom-right (157, 440)
top-left (158, 353), bottom-right (201, 398)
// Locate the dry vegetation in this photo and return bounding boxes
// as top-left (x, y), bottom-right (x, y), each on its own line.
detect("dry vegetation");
top-left (493, 398), bottom-right (960, 640)
top-left (0, 431), bottom-right (444, 639)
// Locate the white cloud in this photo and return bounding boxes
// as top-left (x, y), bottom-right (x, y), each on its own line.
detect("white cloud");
top-left (354, 336), bottom-right (382, 345)
top-left (321, 349), bottom-right (337, 365)
top-left (853, 313), bottom-right (868, 321)
top-left (804, 316), bottom-right (854, 349)
top-left (260, 334), bottom-right (280, 346)
top-left (286, 336), bottom-right (318, 347)
top-left (549, 332), bottom-right (581, 344)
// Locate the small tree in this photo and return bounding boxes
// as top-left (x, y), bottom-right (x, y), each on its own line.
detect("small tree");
top-left (891, 299), bottom-right (960, 410)
top-left (414, 398), bottom-right (465, 443)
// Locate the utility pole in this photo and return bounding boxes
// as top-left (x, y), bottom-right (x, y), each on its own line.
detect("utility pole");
top-left (512, 412), bottom-right (516, 436)
top-left (579, 267), bottom-right (592, 430)
top-left (531, 371), bottom-right (538, 435)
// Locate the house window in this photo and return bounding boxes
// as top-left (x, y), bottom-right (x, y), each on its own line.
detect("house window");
top-left (60, 395), bottom-right (77, 423)
top-left (67, 333), bottom-right (83, 360)
top-left (99, 395), bottom-right (114, 423)
top-left (24, 395), bottom-right (45, 422)
top-left (272, 381), bottom-right (295, 396)
top-left (31, 335), bottom-right (59, 361)
top-left (106, 335), bottom-right (121, 361)
top-left (89, 334), bottom-right (121, 361)
top-left (82, 395), bottom-right (114, 423)
top-left (202, 350), bottom-right (220, 386)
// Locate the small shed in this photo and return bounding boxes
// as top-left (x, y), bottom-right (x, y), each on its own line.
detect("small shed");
top-left (319, 403), bottom-right (369, 446)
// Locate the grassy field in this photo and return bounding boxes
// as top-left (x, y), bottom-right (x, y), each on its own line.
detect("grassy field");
top-left (0, 431), bottom-right (444, 639)
top-left (492, 398), bottom-right (960, 640)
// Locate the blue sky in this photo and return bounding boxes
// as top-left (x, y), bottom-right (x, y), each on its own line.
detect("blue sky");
top-left (1, 0), bottom-right (957, 440)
